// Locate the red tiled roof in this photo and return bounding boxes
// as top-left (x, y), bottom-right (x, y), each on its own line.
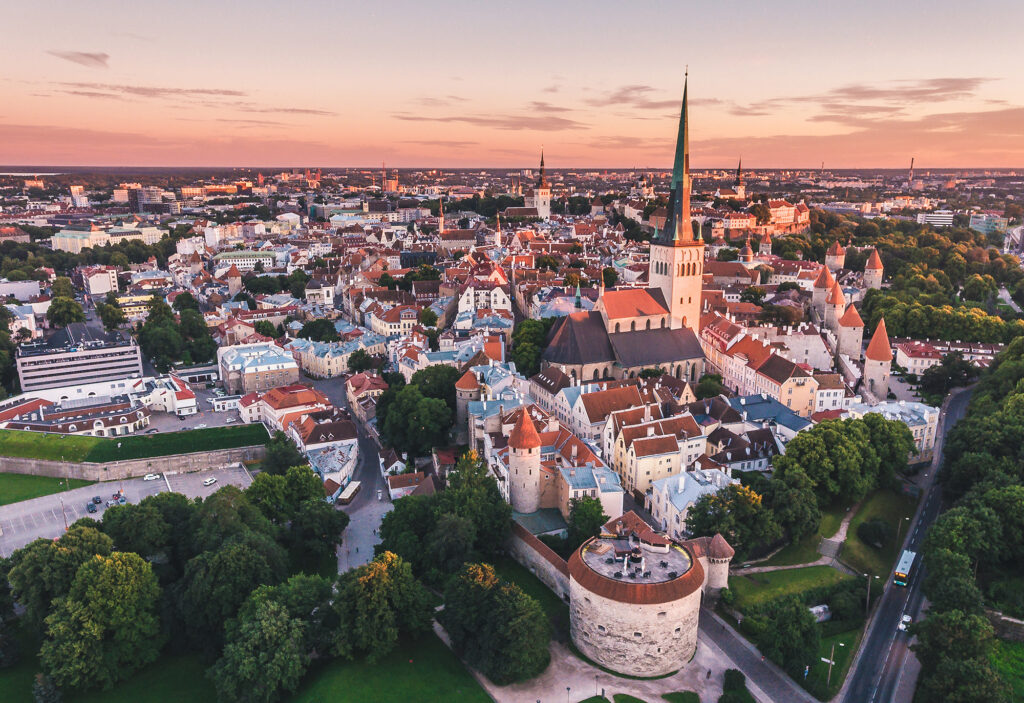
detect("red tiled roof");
top-left (865, 318), bottom-right (893, 362)
top-left (509, 410), bottom-right (542, 449)
top-left (600, 289), bottom-right (668, 320)
top-left (838, 304), bottom-right (863, 328)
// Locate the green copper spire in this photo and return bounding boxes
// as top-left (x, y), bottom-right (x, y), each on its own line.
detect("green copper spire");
top-left (574, 282), bottom-right (582, 309)
top-left (665, 70), bottom-right (692, 244)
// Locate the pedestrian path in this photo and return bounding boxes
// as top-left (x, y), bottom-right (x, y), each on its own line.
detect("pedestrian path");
top-left (731, 499), bottom-right (861, 576)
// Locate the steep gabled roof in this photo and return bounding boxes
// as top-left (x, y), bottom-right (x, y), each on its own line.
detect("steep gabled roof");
top-left (509, 409), bottom-right (542, 449)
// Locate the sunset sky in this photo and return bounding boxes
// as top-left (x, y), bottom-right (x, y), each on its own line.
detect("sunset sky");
top-left (2, 0), bottom-right (1023, 168)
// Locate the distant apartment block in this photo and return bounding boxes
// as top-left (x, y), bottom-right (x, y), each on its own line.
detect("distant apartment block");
top-left (915, 210), bottom-right (955, 228)
top-left (16, 323), bottom-right (143, 392)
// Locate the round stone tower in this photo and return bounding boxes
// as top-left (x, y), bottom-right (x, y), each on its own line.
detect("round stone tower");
top-left (863, 318), bottom-right (893, 404)
top-left (705, 533), bottom-right (734, 594)
top-left (863, 248), bottom-right (884, 290)
top-left (454, 369), bottom-right (481, 442)
top-left (825, 240), bottom-right (846, 272)
top-left (508, 409), bottom-right (542, 514)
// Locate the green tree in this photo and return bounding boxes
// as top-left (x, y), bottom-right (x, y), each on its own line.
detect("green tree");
top-left (739, 286), bottom-right (766, 306)
top-left (566, 497), bottom-right (608, 552)
top-left (695, 373), bottom-right (727, 399)
top-left (419, 308), bottom-right (438, 327)
top-left (435, 451), bottom-right (511, 559)
top-left (332, 552), bottom-right (432, 663)
top-left (717, 248), bottom-right (739, 262)
top-left (177, 533), bottom-right (287, 654)
top-left (426, 514), bottom-right (477, 576)
top-left (96, 302), bottom-right (125, 331)
top-left (297, 318), bottom-right (338, 342)
top-left (686, 484), bottom-right (781, 559)
top-left (919, 353), bottom-right (978, 399)
top-left (45, 297), bottom-right (85, 328)
top-left (289, 499), bottom-right (349, 569)
top-left (253, 320), bottom-right (281, 338)
top-left (100, 503), bottom-right (170, 558)
top-left (765, 466), bottom-right (821, 542)
top-left (50, 277), bottom-right (74, 299)
top-left (380, 385), bottom-right (452, 456)
top-left (172, 291), bottom-right (200, 312)
top-left (410, 364), bottom-right (461, 411)
top-left (911, 610), bottom-right (1008, 703)
top-left (262, 431), bottom-right (305, 476)
top-left (7, 526), bottom-right (114, 632)
top-left (346, 348), bottom-right (375, 372)
top-left (638, 367), bottom-right (664, 379)
top-left (210, 600), bottom-right (307, 703)
top-left (743, 596), bottom-right (820, 678)
top-left (40, 552), bottom-right (162, 690)
top-left (440, 563), bottom-right (551, 685)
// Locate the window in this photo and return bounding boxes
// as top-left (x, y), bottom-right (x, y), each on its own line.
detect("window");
top-left (598, 625), bottom-right (606, 632)
top-left (634, 632), bottom-right (642, 638)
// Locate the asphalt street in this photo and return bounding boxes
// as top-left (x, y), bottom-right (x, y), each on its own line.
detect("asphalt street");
top-left (0, 465), bottom-right (252, 557)
top-left (841, 387), bottom-right (973, 703)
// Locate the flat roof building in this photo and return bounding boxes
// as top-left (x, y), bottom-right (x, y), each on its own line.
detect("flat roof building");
top-left (15, 323), bottom-right (143, 393)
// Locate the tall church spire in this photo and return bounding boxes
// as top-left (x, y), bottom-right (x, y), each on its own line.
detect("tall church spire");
top-left (735, 157), bottom-right (744, 187)
top-left (538, 147), bottom-right (548, 188)
top-left (665, 71), bottom-right (693, 245)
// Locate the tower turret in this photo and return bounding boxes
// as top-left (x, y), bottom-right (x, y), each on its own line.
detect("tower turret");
top-left (508, 409), bottom-right (543, 513)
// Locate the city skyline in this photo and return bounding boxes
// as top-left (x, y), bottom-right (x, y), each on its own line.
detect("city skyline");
top-left (3, 0), bottom-right (1024, 168)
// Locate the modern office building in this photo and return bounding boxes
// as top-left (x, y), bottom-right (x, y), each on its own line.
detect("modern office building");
top-left (15, 323), bottom-right (144, 392)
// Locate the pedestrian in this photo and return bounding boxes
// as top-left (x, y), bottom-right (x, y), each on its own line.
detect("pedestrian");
top-left (356, 547), bottom-right (359, 553)
top-left (707, 669), bottom-right (711, 679)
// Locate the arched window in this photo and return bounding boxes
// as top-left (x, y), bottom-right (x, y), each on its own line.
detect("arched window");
top-left (593, 369), bottom-right (600, 380)
top-left (630, 321), bottom-right (636, 331)
top-left (646, 319), bottom-right (651, 330)
top-left (661, 317), bottom-right (666, 328)
top-left (615, 322), bottom-right (620, 333)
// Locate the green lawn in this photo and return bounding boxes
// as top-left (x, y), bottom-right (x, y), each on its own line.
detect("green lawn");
top-left (803, 628), bottom-right (861, 701)
top-left (70, 655), bottom-right (216, 703)
top-left (662, 693), bottom-right (700, 703)
top-left (759, 506), bottom-right (847, 567)
top-left (730, 566), bottom-right (853, 611)
top-left (0, 425), bottom-right (267, 463)
top-left (292, 633), bottom-right (489, 703)
top-left (840, 489), bottom-right (919, 578)
top-left (490, 556), bottom-right (569, 633)
top-left (0, 623), bottom-right (39, 703)
top-left (0, 473), bottom-right (93, 506)
top-left (613, 696), bottom-right (648, 703)
top-left (991, 639), bottom-right (1024, 701)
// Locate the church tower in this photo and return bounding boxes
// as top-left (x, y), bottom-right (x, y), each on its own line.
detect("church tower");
top-left (648, 73), bottom-right (704, 334)
top-left (734, 158), bottom-right (746, 199)
top-left (530, 149), bottom-right (552, 219)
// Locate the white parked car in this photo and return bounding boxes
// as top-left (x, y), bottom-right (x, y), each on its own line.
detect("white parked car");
top-left (196, 423), bottom-right (207, 429)
top-left (143, 473), bottom-right (160, 481)
top-left (202, 477), bottom-right (217, 487)
top-left (225, 418), bottom-right (236, 423)
top-left (898, 615), bottom-right (912, 631)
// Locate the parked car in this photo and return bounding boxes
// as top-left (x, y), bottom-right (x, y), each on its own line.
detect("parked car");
top-left (92, 496), bottom-right (102, 504)
top-left (225, 418), bottom-right (236, 423)
top-left (202, 477), bottom-right (217, 487)
top-left (898, 614), bottom-right (912, 631)
top-left (86, 502), bottom-right (97, 513)
top-left (106, 499), bottom-right (118, 508)
top-left (112, 492), bottom-right (121, 499)
top-left (143, 473), bottom-right (160, 481)
top-left (196, 423), bottom-right (207, 429)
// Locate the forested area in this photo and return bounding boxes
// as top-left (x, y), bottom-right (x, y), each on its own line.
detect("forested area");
top-left (909, 337), bottom-right (1024, 701)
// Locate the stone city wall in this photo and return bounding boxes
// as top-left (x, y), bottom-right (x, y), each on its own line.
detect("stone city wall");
top-left (0, 446), bottom-right (265, 482)
top-left (506, 521), bottom-right (570, 601)
top-left (987, 609), bottom-right (1024, 642)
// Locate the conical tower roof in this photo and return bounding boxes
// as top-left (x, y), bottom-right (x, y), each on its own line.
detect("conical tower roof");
top-left (865, 318), bottom-right (893, 362)
top-left (826, 281), bottom-right (846, 307)
top-left (838, 304), bottom-right (863, 328)
top-left (866, 248), bottom-right (883, 270)
top-left (455, 369), bottom-right (480, 391)
top-left (509, 409), bottom-right (542, 450)
top-left (813, 266), bottom-right (835, 290)
top-left (659, 72), bottom-right (696, 247)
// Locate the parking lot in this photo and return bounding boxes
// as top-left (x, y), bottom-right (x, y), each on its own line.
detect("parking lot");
top-left (0, 465), bottom-right (253, 557)
top-left (144, 386), bottom-right (242, 433)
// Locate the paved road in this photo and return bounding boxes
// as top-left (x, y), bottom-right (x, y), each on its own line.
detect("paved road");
top-left (0, 465), bottom-right (252, 557)
top-left (998, 287), bottom-right (1021, 314)
top-left (841, 387), bottom-right (973, 703)
top-left (701, 607), bottom-right (817, 703)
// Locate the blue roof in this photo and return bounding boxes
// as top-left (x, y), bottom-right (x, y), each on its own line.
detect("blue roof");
top-left (728, 395), bottom-right (811, 432)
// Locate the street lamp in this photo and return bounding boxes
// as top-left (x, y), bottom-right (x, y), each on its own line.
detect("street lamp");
top-left (864, 573), bottom-right (880, 617)
top-left (896, 516), bottom-right (910, 546)
top-left (566, 686), bottom-right (571, 703)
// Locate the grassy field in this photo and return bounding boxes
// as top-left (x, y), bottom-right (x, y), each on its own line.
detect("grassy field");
top-left (70, 655), bottom-right (216, 703)
top-left (730, 566), bottom-right (853, 611)
top-left (991, 639), bottom-right (1024, 701)
top-left (840, 489), bottom-right (919, 578)
top-left (0, 623), bottom-right (38, 703)
top-left (661, 693), bottom-right (700, 703)
top-left (0, 473), bottom-right (93, 506)
top-left (292, 633), bottom-right (489, 703)
top-left (613, 696), bottom-right (648, 703)
top-left (759, 505), bottom-right (847, 567)
top-left (490, 556), bottom-right (569, 633)
top-left (0, 425), bottom-right (267, 463)
top-left (802, 627), bottom-right (861, 700)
